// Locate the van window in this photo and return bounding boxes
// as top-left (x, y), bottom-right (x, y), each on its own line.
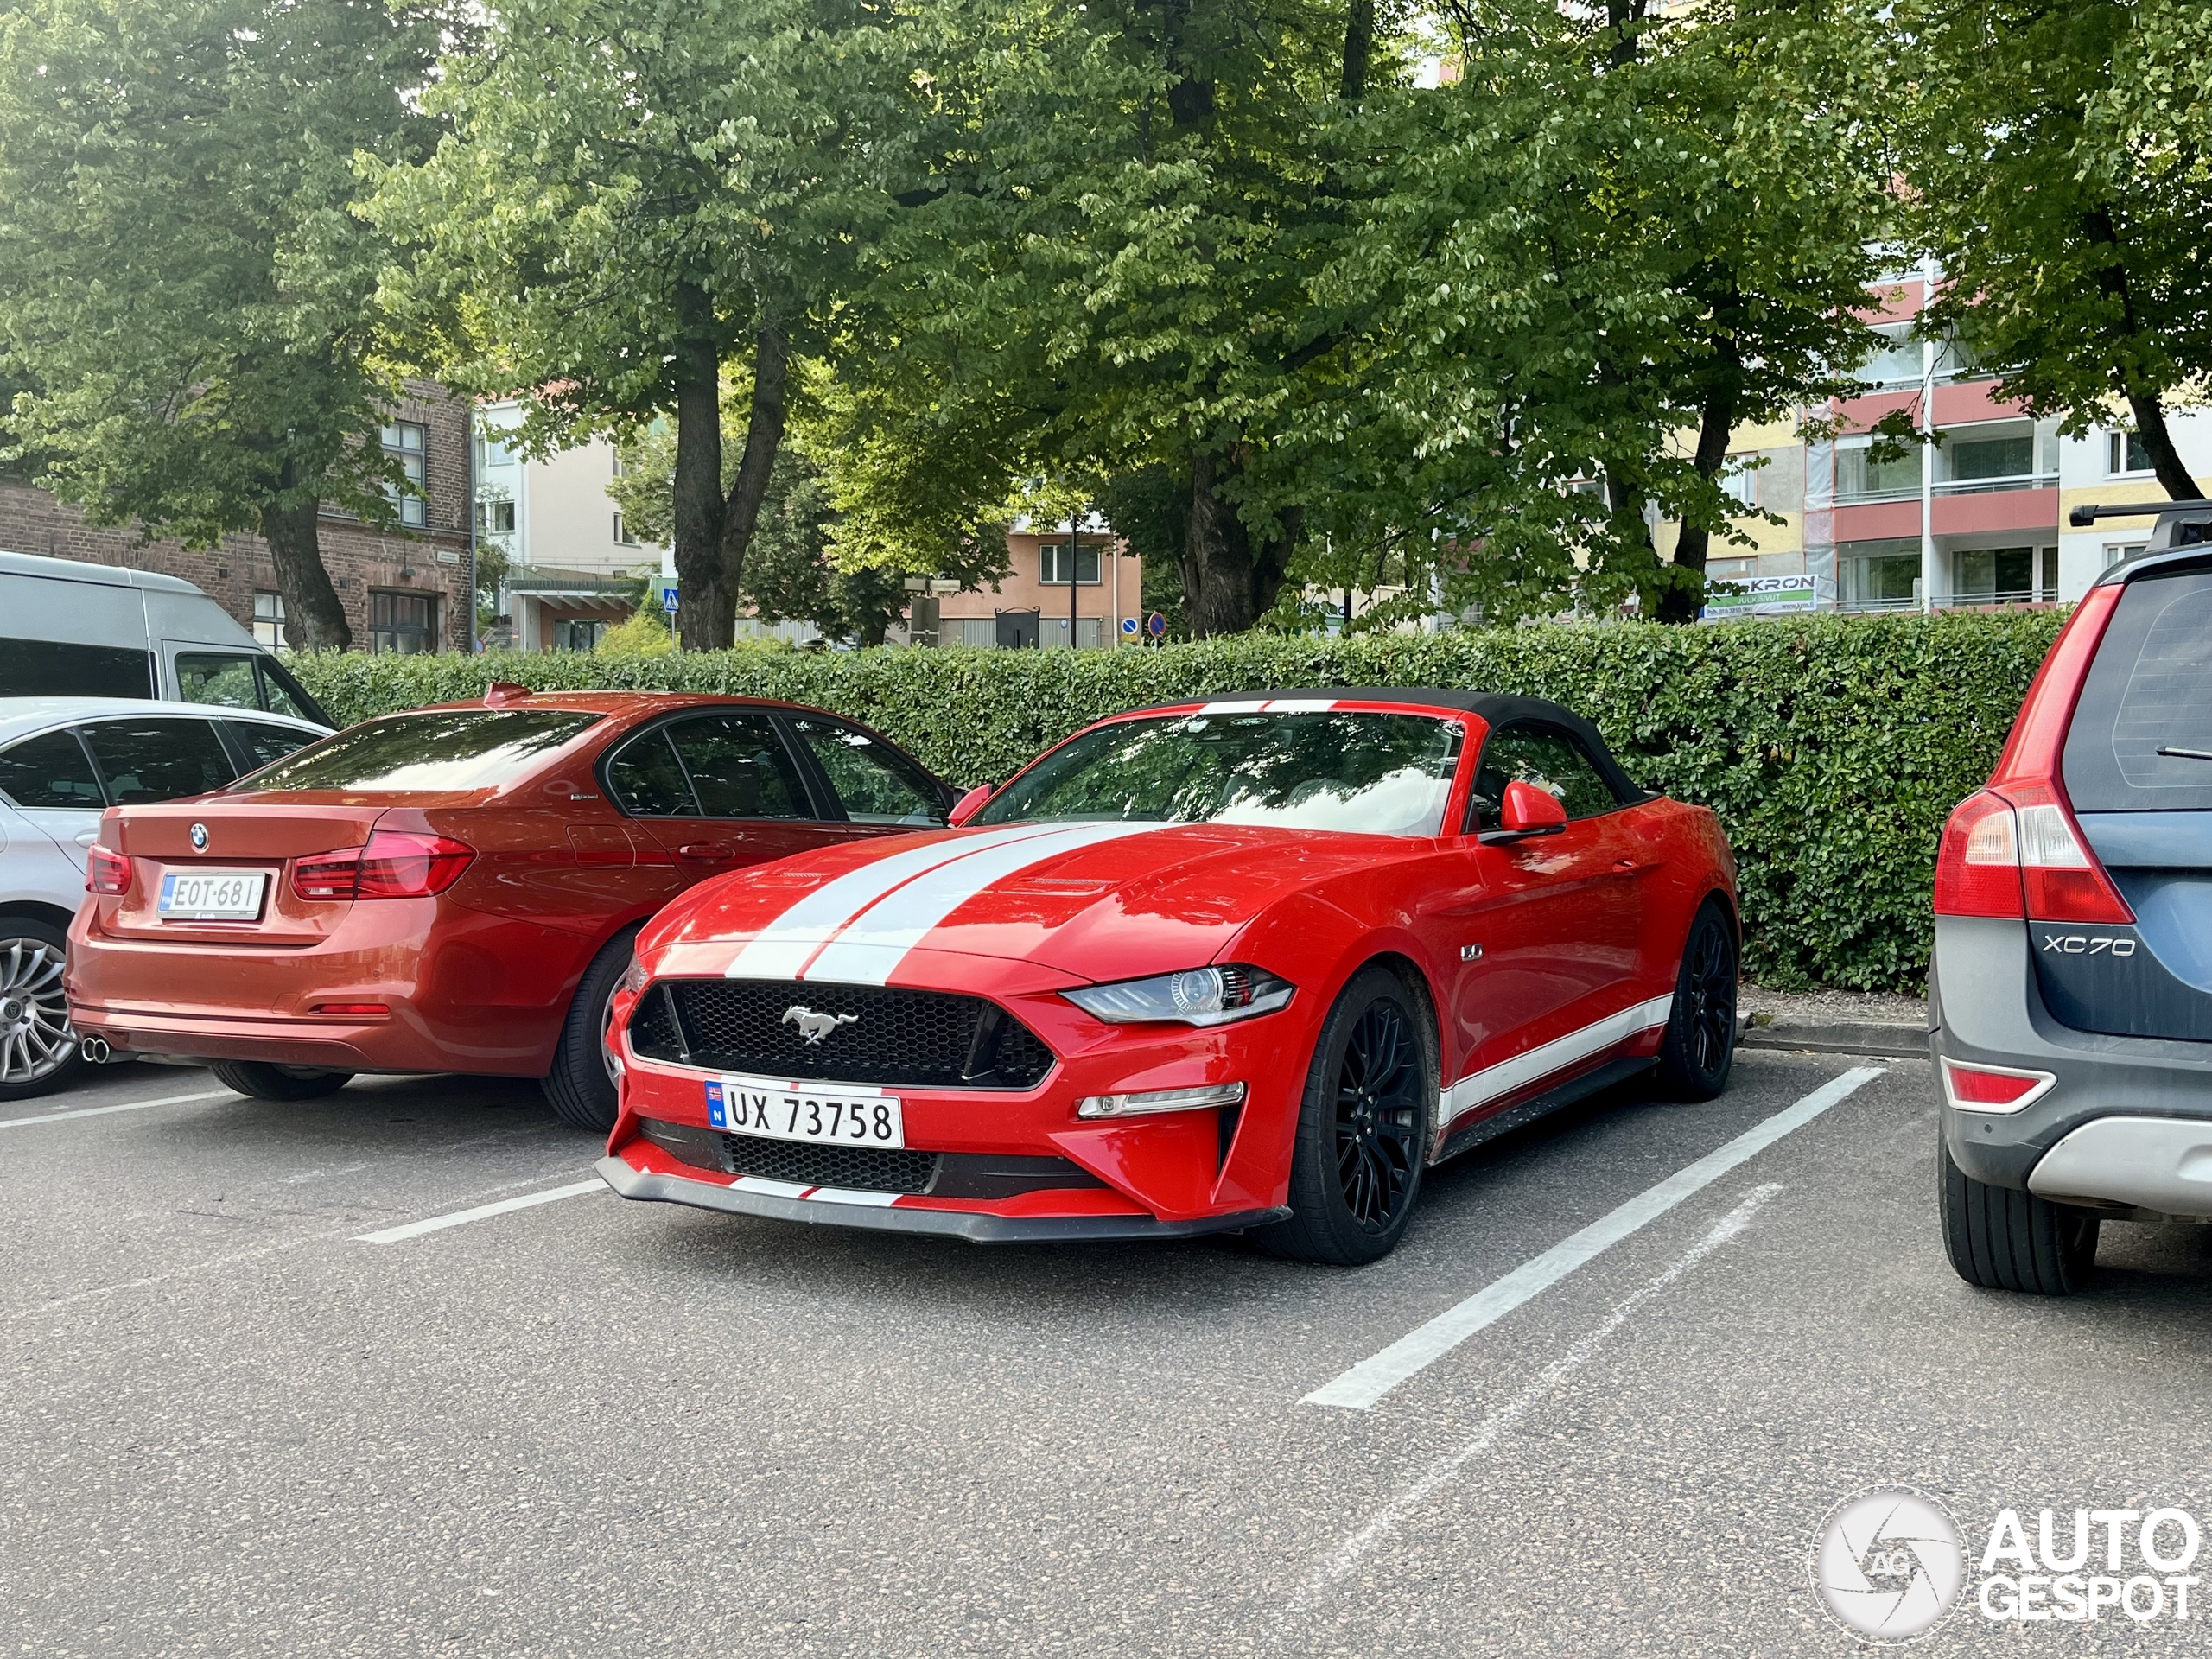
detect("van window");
top-left (0, 730), bottom-right (104, 809)
top-left (255, 657), bottom-right (323, 723)
top-left (223, 720), bottom-right (315, 772)
top-left (175, 652), bottom-right (260, 709)
top-left (79, 718), bottom-right (237, 804)
top-left (241, 709), bottom-right (601, 792)
top-left (2063, 567), bottom-right (2212, 811)
top-left (0, 639), bottom-right (154, 699)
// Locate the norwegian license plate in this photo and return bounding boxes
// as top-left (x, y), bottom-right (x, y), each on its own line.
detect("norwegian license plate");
top-left (704, 1075), bottom-right (904, 1148)
top-left (156, 868), bottom-right (267, 920)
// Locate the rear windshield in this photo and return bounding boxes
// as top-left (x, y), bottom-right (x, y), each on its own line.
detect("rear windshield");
top-left (233, 709), bottom-right (601, 793)
top-left (2063, 567), bottom-right (2212, 812)
top-left (976, 710), bottom-right (1465, 836)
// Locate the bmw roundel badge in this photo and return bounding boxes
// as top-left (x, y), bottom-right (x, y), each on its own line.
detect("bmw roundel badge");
top-left (189, 823), bottom-right (208, 852)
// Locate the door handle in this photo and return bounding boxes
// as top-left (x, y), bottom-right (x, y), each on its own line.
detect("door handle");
top-left (1612, 858), bottom-right (1639, 873)
top-left (677, 841), bottom-right (744, 861)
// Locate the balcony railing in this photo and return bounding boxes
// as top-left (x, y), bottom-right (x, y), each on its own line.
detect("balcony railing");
top-left (1931, 473), bottom-right (2056, 497)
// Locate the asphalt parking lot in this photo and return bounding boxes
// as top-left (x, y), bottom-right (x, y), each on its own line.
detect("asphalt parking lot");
top-left (6, 1047), bottom-right (2212, 1656)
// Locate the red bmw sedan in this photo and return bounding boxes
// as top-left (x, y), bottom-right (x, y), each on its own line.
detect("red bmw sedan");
top-left (600, 690), bottom-right (1740, 1263)
top-left (66, 689), bottom-right (955, 1128)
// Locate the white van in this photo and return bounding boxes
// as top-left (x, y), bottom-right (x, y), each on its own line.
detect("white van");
top-left (0, 549), bottom-right (333, 726)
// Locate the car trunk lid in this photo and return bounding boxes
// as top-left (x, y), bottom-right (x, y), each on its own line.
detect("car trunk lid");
top-left (102, 798), bottom-right (391, 946)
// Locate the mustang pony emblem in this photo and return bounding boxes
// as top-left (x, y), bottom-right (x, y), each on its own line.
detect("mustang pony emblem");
top-left (782, 1006), bottom-right (859, 1045)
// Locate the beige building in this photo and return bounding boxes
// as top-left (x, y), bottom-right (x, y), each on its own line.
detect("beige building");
top-left (934, 516), bottom-right (1147, 648)
top-left (476, 402), bottom-right (652, 650)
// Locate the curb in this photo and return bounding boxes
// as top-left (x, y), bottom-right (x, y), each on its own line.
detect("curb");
top-left (1737, 1014), bottom-right (1929, 1061)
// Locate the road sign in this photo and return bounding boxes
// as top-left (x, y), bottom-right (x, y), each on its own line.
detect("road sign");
top-left (1147, 612), bottom-right (1166, 639)
top-left (659, 583), bottom-right (680, 613)
top-left (1120, 616), bottom-right (1138, 636)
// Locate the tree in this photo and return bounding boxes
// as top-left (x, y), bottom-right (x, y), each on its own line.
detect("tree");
top-left (1901, 0), bottom-right (2212, 499)
top-left (370, 0), bottom-right (923, 648)
top-left (0, 0), bottom-right (453, 648)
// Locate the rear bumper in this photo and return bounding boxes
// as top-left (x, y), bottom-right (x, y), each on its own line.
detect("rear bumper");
top-left (596, 1154), bottom-right (1289, 1243)
top-left (1932, 916), bottom-right (2212, 1202)
top-left (2027, 1118), bottom-right (2212, 1217)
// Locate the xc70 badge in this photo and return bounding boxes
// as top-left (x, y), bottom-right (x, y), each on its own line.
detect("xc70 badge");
top-left (2041, 932), bottom-right (2137, 957)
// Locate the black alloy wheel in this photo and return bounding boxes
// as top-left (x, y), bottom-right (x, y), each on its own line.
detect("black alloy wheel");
top-left (1256, 963), bottom-right (1436, 1266)
top-left (1335, 1000), bottom-right (1424, 1232)
top-left (1656, 899), bottom-right (1738, 1101)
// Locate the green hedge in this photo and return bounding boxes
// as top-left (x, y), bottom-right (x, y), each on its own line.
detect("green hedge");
top-left (290, 611), bottom-right (2069, 993)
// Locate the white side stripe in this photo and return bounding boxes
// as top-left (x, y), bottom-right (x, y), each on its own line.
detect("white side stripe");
top-left (800, 821), bottom-right (1167, 985)
top-left (725, 823), bottom-right (1073, 980)
top-left (1442, 995), bottom-right (1675, 1123)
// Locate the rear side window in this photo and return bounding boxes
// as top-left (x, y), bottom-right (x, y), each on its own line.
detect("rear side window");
top-left (223, 720), bottom-right (315, 772)
top-left (175, 652), bottom-right (260, 709)
top-left (789, 717), bottom-right (945, 826)
top-left (239, 709), bottom-right (600, 792)
top-left (79, 718), bottom-right (236, 804)
top-left (0, 639), bottom-right (153, 699)
top-left (666, 715), bottom-right (810, 819)
top-left (2064, 567), bottom-right (2212, 811)
top-left (0, 730), bottom-right (104, 809)
top-left (605, 729), bottom-right (698, 817)
top-left (1469, 725), bottom-right (1622, 828)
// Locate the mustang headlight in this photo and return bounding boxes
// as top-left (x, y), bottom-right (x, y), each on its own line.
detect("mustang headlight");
top-left (1062, 963), bottom-right (1294, 1027)
top-left (616, 957), bottom-right (650, 997)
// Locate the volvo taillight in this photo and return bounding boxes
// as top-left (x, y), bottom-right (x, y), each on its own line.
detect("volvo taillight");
top-left (1931, 787), bottom-right (2133, 924)
top-left (291, 830), bottom-right (474, 902)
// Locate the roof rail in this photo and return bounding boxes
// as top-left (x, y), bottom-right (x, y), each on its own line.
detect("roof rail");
top-left (2069, 499), bottom-right (2212, 553)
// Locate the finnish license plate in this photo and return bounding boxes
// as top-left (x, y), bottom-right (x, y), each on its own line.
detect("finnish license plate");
top-left (156, 868), bottom-right (267, 920)
top-left (704, 1075), bottom-right (904, 1148)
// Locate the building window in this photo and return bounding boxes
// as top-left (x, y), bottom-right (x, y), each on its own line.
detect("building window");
top-left (251, 590), bottom-right (285, 648)
top-left (476, 499), bottom-right (515, 534)
top-left (1039, 541), bottom-right (1101, 584)
top-left (1834, 442), bottom-right (1921, 502)
top-left (1947, 432), bottom-right (2035, 482)
top-left (370, 590), bottom-right (438, 654)
top-left (613, 512), bottom-right (638, 546)
top-left (1954, 545), bottom-right (2035, 603)
top-left (382, 421), bottom-right (428, 527)
top-left (1854, 323), bottom-right (1925, 389)
top-left (2107, 431), bottom-right (2153, 476)
top-left (554, 618), bottom-right (608, 652)
top-left (1719, 454), bottom-right (1758, 510)
top-left (2104, 540), bottom-right (2147, 571)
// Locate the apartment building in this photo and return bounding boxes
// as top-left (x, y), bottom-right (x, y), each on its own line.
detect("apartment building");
top-left (1669, 271), bottom-right (2212, 614)
top-left (934, 517), bottom-right (1146, 648)
top-left (475, 402), bottom-right (650, 651)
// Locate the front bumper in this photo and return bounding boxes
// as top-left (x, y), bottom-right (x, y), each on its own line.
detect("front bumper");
top-left (1932, 916), bottom-right (2212, 1205)
top-left (597, 1153), bottom-right (1288, 1243)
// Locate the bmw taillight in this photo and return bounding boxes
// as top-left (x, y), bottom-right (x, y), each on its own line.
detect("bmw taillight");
top-left (291, 830), bottom-right (475, 902)
top-left (1932, 787), bottom-right (2133, 924)
top-left (86, 845), bottom-right (131, 896)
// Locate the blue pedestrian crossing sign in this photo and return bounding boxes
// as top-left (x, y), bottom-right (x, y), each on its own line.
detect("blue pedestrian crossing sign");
top-left (659, 582), bottom-right (680, 613)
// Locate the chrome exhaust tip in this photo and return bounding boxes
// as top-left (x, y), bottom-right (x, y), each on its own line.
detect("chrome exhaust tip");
top-left (78, 1034), bottom-right (112, 1065)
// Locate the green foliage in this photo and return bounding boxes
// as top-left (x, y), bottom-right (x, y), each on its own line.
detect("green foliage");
top-left (289, 608), bottom-right (2067, 992)
top-left (594, 607), bottom-right (677, 657)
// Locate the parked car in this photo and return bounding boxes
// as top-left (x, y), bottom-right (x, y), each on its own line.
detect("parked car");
top-left (0, 549), bottom-right (332, 722)
top-left (0, 696), bottom-right (329, 1098)
top-left (598, 690), bottom-right (1740, 1264)
top-left (66, 689), bottom-right (957, 1128)
top-left (1935, 505), bottom-right (2212, 1294)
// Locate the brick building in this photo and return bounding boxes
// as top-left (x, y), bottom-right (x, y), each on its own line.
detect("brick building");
top-left (0, 378), bottom-right (473, 652)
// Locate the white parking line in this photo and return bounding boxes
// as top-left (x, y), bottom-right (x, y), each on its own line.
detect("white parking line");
top-left (1291, 1184), bottom-right (1781, 1611)
top-left (0, 1088), bottom-right (231, 1132)
top-left (1302, 1064), bottom-right (1885, 1411)
top-left (353, 1179), bottom-right (605, 1243)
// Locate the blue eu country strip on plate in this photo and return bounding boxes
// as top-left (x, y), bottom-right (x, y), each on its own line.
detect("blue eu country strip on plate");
top-left (704, 1079), bottom-right (728, 1129)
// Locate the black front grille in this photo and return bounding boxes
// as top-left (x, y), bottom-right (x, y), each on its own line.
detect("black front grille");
top-left (721, 1132), bottom-right (940, 1194)
top-left (631, 980), bottom-right (1055, 1090)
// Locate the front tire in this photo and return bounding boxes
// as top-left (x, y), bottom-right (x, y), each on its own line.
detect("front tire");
top-left (0, 918), bottom-right (79, 1102)
top-left (1255, 964), bottom-right (1436, 1266)
top-left (1938, 1135), bottom-right (2097, 1294)
top-left (209, 1059), bottom-right (353, 1101)
top-left (1656, 899), bottom-right (1737, 1101)
top-left (541, 925), bottom-right (639, 1133)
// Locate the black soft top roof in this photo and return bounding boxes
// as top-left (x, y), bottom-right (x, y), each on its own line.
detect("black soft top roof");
top-left (1124, 686), bottom-right (1648, 801)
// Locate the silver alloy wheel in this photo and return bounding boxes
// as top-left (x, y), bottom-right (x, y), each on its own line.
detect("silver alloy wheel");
top-left (0, 936), bottom-right (73, 1086)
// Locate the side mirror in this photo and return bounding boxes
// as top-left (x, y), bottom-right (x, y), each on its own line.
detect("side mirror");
top-left (948, 785), bottom-right (994, 827)
top-left (1498, 779), bottom-right (1568, 836)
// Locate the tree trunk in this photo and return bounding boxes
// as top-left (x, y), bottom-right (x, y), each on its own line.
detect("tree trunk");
top-left (1182, 449), bottom-right (1300, 636)
top-left (671, 347), bottom-right (734, 651)
top-left (259, 466), bottom-right (350, 651)
top-left (1655, 376), bottom-right (1741, 624)
top-left (2123, 385), bottom-right (2203, 500)
top-left (1339, 0), bottom-right (1374, 100)
top-left (721, 327), bottom-right (790, 596)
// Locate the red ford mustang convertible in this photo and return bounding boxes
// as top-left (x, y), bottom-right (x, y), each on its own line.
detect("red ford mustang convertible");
top-left (601, 690), bottom-right (1739, 1263)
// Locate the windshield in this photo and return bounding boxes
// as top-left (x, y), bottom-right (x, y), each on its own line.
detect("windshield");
top-left (975, 711), bottom-right (1465, 836)
top-left (233, 709), bottom-right (601, 793)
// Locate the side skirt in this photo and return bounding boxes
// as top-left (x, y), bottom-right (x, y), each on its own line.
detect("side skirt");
top-left (1432, 1055), bottom-right (1657, 1166)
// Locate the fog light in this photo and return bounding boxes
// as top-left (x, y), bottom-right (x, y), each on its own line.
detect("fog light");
top-left (1940, 1057), bottom-right (2056, 1115)
top-left (1076, 1081), bottom-right (1247, 1120)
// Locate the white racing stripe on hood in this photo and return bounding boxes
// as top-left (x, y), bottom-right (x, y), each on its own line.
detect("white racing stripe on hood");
top-left (798, 820), bottom-right (1173, 985)
top-left (724, 823), bottom-right (1077, 980)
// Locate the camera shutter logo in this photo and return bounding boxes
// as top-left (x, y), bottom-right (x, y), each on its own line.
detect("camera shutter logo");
top-left (1813, 1489), bottom-right (1965, 1642)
